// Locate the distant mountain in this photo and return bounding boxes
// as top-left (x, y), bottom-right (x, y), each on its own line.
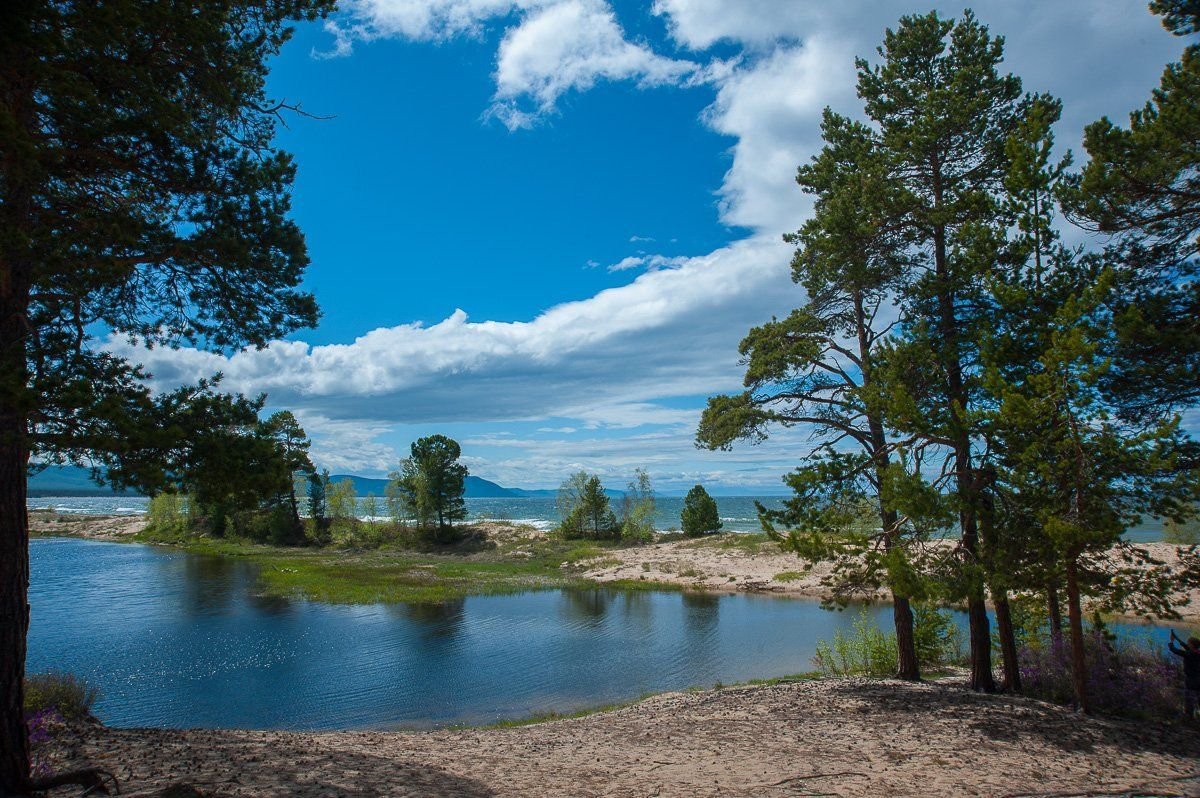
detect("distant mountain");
top-left (27, 465), bottom-right (133, 497)
top-left (326, 473), bottom-right (518, 498)
top-left (28, 464), bottom-right (632, 500)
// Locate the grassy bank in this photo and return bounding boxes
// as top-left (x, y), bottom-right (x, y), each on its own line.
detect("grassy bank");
top-left (129, 522), bottom-right (649, 604)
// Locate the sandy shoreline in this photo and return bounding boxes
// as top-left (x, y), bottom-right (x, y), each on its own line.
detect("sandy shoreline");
top-left (582, 535), bottom-right (1200, 626)
top-left (41, 676), bottom-right (1200, 797)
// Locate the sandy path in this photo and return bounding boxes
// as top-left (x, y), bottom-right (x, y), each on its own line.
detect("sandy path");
top-left (45, 677), bottom-right (1200, 797)
top-left (583, 536), bottom-right (1200, 625)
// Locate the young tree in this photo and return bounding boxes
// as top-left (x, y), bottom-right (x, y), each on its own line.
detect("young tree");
top-left (0, 2), bottom-right (332, 787)
top-left (680, 485), bottom-right (722, 537)
top-left (619, 468), bottom-right (656, 543)
top-left (363, 493), bottom-right (380, 532)
top-left (307, 469), bottom-right (329, 539)
top-left (260, 411), bottom-right (314, 526)
top-left (395, 435), bottom-right (468, 542)
top-left (326, 478), bottom-right (358, 525)
top-left (558, 471), bottom-right (619, 540)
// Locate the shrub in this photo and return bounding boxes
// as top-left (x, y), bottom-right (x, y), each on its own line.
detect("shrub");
top-left (24, 672), bottom-right (100, 721)
top-left (145, 493), bottom-right (191, 535)
top-left (1019, 626), bottom-right (1180, 718)
top-left (1163, 516), bottom-right (1200, 545)
top-left (813, 605), bottom-right (962, 677)
top-left (25, 708), bottom-right (59, 779)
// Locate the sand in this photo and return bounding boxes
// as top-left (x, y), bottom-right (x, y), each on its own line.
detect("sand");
top-left (41, 676), bottom-right (1200, 797)
top-left (582, 536), bottom-right (1200, 626)
top-left (29, 510), bottom-right (147, 540)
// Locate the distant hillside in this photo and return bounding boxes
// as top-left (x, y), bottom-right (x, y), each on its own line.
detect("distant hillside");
top-left (28, 464), bottom-right (627, 500)
top-left (27, 465), bottom-right (133, 497)
top-left (327, 474), bottom-right (517, 498)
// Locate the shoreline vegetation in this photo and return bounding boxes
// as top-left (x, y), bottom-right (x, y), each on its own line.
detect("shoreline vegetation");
top-left (29, 511), bottom-right (1200, 625)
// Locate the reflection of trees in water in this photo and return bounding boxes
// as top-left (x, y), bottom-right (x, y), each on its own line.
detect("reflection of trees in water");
top-left (681, 591), bottom-right (720, 636)
top-left (181, 554), bottom-right (294, 615)
top-left (560, 588), bottom-right (613, 623)
top-left (392, 599), bottom-right (466, 640)
top-left (245, 592), bottom-right (292, 615)
top-left (618, 589), bottom-right (654, 627)
top-left (180, 555), bottom-right (238, 615)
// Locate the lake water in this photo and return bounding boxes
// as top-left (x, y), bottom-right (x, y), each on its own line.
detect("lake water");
top-left (28, 538), bottom-right (1171, 730)
top-left (23, 495), bottom-right (1171, 541)
top-left (27, 537), bottom-right (885, 729)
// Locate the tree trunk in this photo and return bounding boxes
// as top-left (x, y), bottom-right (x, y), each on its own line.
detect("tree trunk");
top-left (994, 592), bottom-right (1022, 692)
top-left (893, 593), bottom-right (920, 680)
top-left (0, 315), bottom-right (31, 791)
top-left (1046, 581), bottom-right (1063, 642)
top-left (0, 434), bottom-right (30, 794)
top-left (1064, 558), bottom-right (1089, 713)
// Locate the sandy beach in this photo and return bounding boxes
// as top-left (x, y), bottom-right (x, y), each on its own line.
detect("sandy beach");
top-left (39, 676), bottom-right (1200, 797)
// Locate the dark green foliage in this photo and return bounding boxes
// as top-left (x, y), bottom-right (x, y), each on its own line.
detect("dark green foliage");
top-left (558, 472), bottom-right (619, 540)
top-left (680, 485), bottom-right (722, 537)
top-left (1063, 2), bottom-right (1200, 416)
top-left (392, 435), bottom-right (469, 544)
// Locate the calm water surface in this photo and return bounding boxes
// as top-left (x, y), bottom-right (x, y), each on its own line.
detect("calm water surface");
top-left (29, 537), bottom-right (899, 730)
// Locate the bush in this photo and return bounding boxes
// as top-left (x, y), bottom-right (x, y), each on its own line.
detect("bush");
top-left (1163, 516), bottom-right (1200, 545)
top-left (813, 605), bottom-right (962, 677)
top-left (25, 672), bottom-right (100, 721)
top-left (145, 493), bottom-right (191, 535)
top-left (1019, 626), bottom-right (1180, 718)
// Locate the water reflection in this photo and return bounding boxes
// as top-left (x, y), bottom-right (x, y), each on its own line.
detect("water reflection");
top-left (559, 587), bottom-right (612, 624)
top-left (394, 599), bottom-right (465, 641)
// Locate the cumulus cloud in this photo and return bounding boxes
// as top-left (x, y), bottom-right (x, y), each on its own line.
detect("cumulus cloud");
top-left (486, 0), bottom-right (696, 129)
top-left (110, 236), bottom-right (797, 428)
top-left (324, 0), bottom-right (697, 126)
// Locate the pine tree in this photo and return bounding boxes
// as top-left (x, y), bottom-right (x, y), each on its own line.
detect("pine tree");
top-left (698, 109), bottom-right (924, 679)
top-left (855, 11), bottom-right (1028, 691)
top-left (680, 485), bottom-right (722, 537)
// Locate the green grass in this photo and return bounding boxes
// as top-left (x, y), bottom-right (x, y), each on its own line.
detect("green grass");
top-left (130, 525), bottom-right (637, 604)
top-left (773, 571), bottom-right (806, 583)
top-left (681, 532), bottom-right (776, 555)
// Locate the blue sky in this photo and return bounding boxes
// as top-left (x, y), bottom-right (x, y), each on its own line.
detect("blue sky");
top-left (118, 0), bottom-right (1187, 493)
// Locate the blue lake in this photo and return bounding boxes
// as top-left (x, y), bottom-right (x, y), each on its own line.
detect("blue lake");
top-left (28, 537), bottom-right (1172, 730)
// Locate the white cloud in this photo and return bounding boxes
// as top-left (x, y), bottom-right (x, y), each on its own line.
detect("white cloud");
top-left (487, 0), bottom-right (696, 129)
top-left (110, 236), bottom-right (797, 428)
top-left (324, 0), bottom-right (541, 45)
top-left (604, 254), bottom-right (688, 272)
